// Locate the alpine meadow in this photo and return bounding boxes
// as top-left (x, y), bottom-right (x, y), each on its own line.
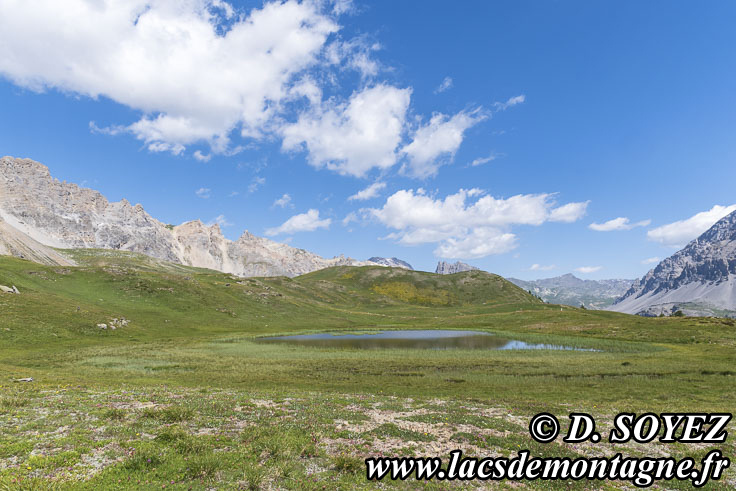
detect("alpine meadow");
top-left (1, 0), bottom-right (736, 489)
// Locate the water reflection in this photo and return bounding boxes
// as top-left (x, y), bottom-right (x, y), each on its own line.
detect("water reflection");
top-left (256, 329), bottom-right (588, 351)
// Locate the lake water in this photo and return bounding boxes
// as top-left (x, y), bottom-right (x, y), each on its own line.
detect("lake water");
top-left (256, 329), bottom-right (588, 351)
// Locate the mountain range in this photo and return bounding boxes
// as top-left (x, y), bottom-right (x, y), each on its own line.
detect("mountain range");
top-left (508, 274), bottom-right (634, 309)
top-left (0, 156), bottom-right (387, 277)
top-left (610, 209), bottom-right (736, 317)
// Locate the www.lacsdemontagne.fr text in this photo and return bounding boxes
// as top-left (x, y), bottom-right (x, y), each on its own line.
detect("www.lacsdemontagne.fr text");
top-left (365, 449), bottom-right (730, 487)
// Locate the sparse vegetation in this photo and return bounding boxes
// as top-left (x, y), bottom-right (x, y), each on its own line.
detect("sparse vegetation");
top-left (1, 252), bottom-right (735, 488)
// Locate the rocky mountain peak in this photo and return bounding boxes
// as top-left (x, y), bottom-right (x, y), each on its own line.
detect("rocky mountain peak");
top-left (0, 156), bottom-right (388, 278)
top-left (610, 210), bottom-right (736, 316)
top-left (435, 261), bottom-right (479, 275)
top-left (367, 257), bottom-right (413, 270)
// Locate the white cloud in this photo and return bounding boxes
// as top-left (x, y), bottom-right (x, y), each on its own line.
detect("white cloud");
top-left (348, 182), bottom-right (386, 201)
top-left (401, 110), bottom-right (486, 178)
top-left (366, 188), bottom-right (588, 259)
top-left (647, 204), bottom-right (736, 247)
top-left (282, 84), bottom-right (411, 177)
top-left (227, 191), bottom-right (239, 198)
top-left (530, 264), bottom-right (556, 271)
top-left (272, 193), bottom-right (292, 208)
top-left (641, 257), bottom-right (660, 265)
top-left (434, 76), bottom-right (453, 94)
top-left (248, 176), bottom-right (266, 194)
top-left (548, 201), bottom-right (590, 223)
top-left (265, 209), bottom-right (331, 236)
top-left (589, 217), bottom-right (651, 232)
top-left (195, 187), bottom-right (211, 199)
top-left (0, 0), bottom-right (339, 154)
top-left (342, 211), bottom-right (358, 226)
top-left (575, 266), bottom-right (602, 274)
top-left (193, 150), bottom-right (211, 163)
top-left (470, 154), bottom-right (497, 167)
top-left (207, 214), bottom-right (232, 228)
top-left (435, 228), bottom-right (517, 259)
top-left (325, 37), bottom-right (382, 78)
top-left (493, 94), bottom-right (525, 111)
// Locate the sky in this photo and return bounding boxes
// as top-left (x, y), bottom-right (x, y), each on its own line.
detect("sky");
top-left (1, 0), bottom-right (735, 280)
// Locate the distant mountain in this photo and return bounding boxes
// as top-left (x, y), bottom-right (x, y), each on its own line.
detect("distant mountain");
top-left (0, 156), bottom-right (379, 277)
top-left (367, 257), bottom-right (413, 270)
top-left (507, 274), bottom-right (634, 309)
top-left (610, 210), bottom-right (736, 317)
top-left (435, 261), bottom-right (479, 275)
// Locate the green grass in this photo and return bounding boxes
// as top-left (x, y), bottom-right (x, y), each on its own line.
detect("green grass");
top-left (1, 252), bottom-right (735, 489)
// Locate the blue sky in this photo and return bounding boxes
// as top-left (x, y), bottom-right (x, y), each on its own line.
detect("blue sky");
top-left (1, 0), bottom-right (735, 279)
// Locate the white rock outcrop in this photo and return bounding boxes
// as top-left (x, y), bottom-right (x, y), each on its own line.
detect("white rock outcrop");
top-left (0, 156), bottom-right (378, 277)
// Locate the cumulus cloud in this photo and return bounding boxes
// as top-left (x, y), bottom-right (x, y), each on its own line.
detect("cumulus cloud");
top-left (575, 266), bottom-right (602, 274)
top-left (642, 257), bottom-right (660, 265)
top-left (548, 201), bottom-right (590, 223)
top-left (348, 182), bottom-right (386, 201)
top-left (647, 204), bottom-right (736, 247)
top-left (401, 110), bottom-right (486, 178)
top-left (195, 187), bottom-right (211, 199)
top-left (530, 264), bottom-right (556, 271)
top-left (272, 194), bottom-right (292, 208)
top-left (281, 84), bottom-right (411, 177)
top-left (493, 94), bottom-right (525, 111)
top-left (265, 209), bottom-right (331, 236)
top-left (365, 188), bottom-right (588, 259)
top-left (434, 76), bottom-right (453, 94)
top-left (0, 0), bottom-right (340, 155)
top-left (589, 217), bottom-right (651, 232)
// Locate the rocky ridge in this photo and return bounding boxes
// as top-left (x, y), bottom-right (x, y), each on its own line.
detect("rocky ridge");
top-left (0, 156), bottom-right (378, 276)
top-left (435, 261), bottom-right (479, 275)
top-left (367, 257), bottom-right (413, 270)
top-left (610, 210), bottom-right (736, 316)
top-left (508, 274), bottom-right (634, 309)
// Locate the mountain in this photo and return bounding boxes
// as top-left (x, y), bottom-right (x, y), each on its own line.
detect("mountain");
top-left (435, 261), bottom-right (479, 275)
top-left (610, 210), bottom-right (736, 317)
top-left (367, 257), bottom-right (413, 270)
top-left (0, 216), bottom-right (75, 267)
top-left (507, 274), bottom-right (634, 309)
top-left (0, 156), bottom-right (379, 277)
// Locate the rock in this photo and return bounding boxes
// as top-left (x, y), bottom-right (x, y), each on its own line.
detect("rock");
top-left (507, 274), bottom-right (634, 309)
top-left (97, 323), bottom-right (107, 329)
top-left (435, 261), bottom-right (479, 275)
top-left (610, 209), bottom-right (736, 316)
top-left (14, 377), bottom-right (33, 382)
top-left (0, 156), bottom-right (382, 277)
top-left (0, 285), bottom-right (13, 293)
top-left (11, 285), bottom-right (19, 294)
top-left (367, 257), bottom-right (414, 270)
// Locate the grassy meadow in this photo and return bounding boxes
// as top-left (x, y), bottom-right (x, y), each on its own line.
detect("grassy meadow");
top-left (0, 251), bottom-right (734, 489)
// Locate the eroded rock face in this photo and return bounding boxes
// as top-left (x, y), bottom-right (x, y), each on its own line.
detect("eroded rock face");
top-left (367, 257), bottom-right (413, 270)
top-left (435, 261), bottom-right (479, 275)
top-left (610, 210), bottom-right (736, 316)
top-left (0, 156), bottom-right (379, 277)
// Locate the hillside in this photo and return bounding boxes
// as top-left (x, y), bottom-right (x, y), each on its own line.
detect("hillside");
top-left (611, 209), bottom-right (736, 317)
top-left (298, 265), bottom-right (540, 307)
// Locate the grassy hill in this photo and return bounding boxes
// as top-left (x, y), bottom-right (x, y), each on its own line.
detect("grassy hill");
top-left (1, 251), bottom-right (735, 488)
